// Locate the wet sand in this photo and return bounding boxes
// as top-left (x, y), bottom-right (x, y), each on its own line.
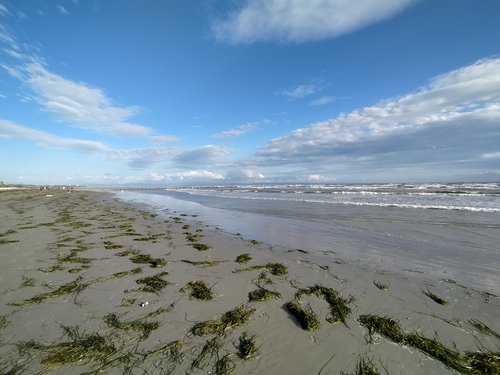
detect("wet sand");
top-left (0, 189), bottom-right (499, 374)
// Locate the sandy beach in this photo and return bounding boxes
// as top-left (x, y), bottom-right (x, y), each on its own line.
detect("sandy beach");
top-left (0, 189), bottom-right (499, 374)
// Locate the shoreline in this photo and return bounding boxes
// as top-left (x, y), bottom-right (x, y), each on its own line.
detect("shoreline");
top-left (0, 189), bottom-right (499, 374)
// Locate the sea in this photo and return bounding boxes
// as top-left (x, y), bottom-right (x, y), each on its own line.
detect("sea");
top-left (115, 183), bottom-right (500, 292)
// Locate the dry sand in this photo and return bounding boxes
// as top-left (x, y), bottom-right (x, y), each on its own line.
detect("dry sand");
top-left (0, 189), bottom-right (498, 374)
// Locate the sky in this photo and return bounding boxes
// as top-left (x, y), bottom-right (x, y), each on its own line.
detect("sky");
top-left (1, 0), bottom-right (500, 186)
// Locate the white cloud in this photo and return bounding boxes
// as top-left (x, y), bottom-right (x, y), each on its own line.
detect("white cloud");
top-left (57, 5), bottom-right (69, 15)
top-left (255, 58), bottom-right (500, 177)
top-left (308, 174), bottom-right (327, 181)
top-left (213, 0), bottom-right (417, 44)
top-left (148, 170), bottom-right (225, 182)
top-left (211, 123), bottom-right (257, 139)
top-left (281, 84), bottom-right (318, 99)
top-left (310, 96), bottom-right (335, 106)
top-left (227, 168), bottom-right (265, 180)
top-left (0, 4), bottom-right (10, 16)
top-left (3, 62), bottom-right (175, 141)
top-left (0, 119), bottom-right (109, 153)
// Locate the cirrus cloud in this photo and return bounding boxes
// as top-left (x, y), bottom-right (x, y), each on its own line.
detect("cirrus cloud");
top-left (213, 0), bottom-right (418, 44)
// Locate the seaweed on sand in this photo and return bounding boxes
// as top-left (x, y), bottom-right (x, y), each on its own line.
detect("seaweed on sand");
top-left (468, 319), bottom-right (500, 339)
top-left (191, 243), bottom-right (211, 251)
top-left (104, 313), bottom-right (159, 339)
top-left (19, 325), bottom-right (116, 366)
top-left (213, 354), bottom-right (235, 375)
top-left (358, 314), bottom-right (405, 343)
top-left (20, 276), bottom-right (36, 288)
top-left (136, 272), bottom-right (169, 293)
top-left (104, 267), bottom-right (142, 280)
top-left (285, 300), bottom-right (320, 331)
top-left (0, 315), bottom-right (8, 331)
top-left (191, 305), bottom-right (256, 336)
top-left (181, 259), bottom-right (225, 268)
top-left (235, 253), bottom-right (252, 264)
top-left (296, 284), bottom-right (353, 324)
top-left (373, 281), bottom-right (389, 291)
top-left (248, 287), bottom-right (281, 302)
top-left (234, 263), bottom-right (288, 276)
top-left (103, 241), bottom-right (124, 250)
top-left (12, 277), bottom-right (90, 306)
top-left (359, 314), bottom-right (500, 374)
top-left (129, 253), bottom-right (166, 268)
top-left (181, 281), bottom-right (213, 301)
top-left (192, 337), bottom-right (222, 369)
top-left (238, 332), bottom-right (258, 360)
top-left (423, 290), bottom-right (448, 305)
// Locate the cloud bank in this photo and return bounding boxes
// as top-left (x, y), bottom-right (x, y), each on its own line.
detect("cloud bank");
top-left (213, 0), bottom-right (417, 44)
top-left (255, 58), bottom-right (500, 179)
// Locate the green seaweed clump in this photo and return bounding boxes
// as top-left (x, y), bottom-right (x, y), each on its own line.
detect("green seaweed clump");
top-left (191, 243), bottom-right (211, 251)
top-left (404, 333), bottom-right (463, 371)
top-left (19, 326), bottom-right (115, 365)
top-left (373, 281), bottom-right (389, 291)
top-left (354, 356), bottom-right (380, 375)
top-left (468, 319), bottom-right (500, 339)
top-left (213, 354), bottom-right (235, 375)
top-left (103, 240), bottom-right (124, 250)
top-left (423, 290), bottom-right (448, 305)
top-left (235, 253), bottom-right (252, 264)
top-left (285, 300), bottom-right (320, 331)
top-left (191, 337), bottom-right (221, 369)
top-left (129, 254), bottom-right (166, 268)
top-left (105, 267), bottom-right (142, 280)
top-left (181, 259), bottom-right (225, 268)
top-left (191, 305), bottom-right (256, 336)
top-left (104, 313), bottom-right (159, 339)
top-left (14, 277), bottom-right (89, 306)
top-left (136, 272), bottom-right (169, 293)
top-left (181, 281), bottom-right (213, 301)
top-left (296, 284), bottom-right (353, 324)
top-left (358, 314), bottom-right (405, 343)
top-left (238, 332), bottom-right (258, 360)
top-left (234, 263), bottom-right (288, 276)
top-left (248, 287), bottom-right (281, 302)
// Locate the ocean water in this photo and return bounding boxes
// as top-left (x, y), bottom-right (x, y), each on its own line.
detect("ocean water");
top-left (115, 183), bottom-right (500, 292)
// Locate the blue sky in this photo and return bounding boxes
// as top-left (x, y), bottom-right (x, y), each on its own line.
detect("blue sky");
top-left (1, 0), bottom-right (500, 185)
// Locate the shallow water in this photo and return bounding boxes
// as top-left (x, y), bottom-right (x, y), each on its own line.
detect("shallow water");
top-left (115, 186), bottom-right (500, 292)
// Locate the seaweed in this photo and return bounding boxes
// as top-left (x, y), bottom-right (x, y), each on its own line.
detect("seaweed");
top-left (20, 276), bottom-right (36, 288)
top-left (249, 240), bottom-right (260, 245)
top-left (467, 319), bottom-right (500, 339)
top-left (103, 241), bottom-right (124, 250)
top-left (191, 305), bottom-right (256, 336)
top-left (359, 314), bottom-right (500, 374)
top-left (296, 284), bottom-right (353, 324)
top-left (235, 253), bottom-right (252, 264)
top-left (248, 287), bottom-right (281, 302)
top-left (181, 281), bottom-right (213, 301)
top-left (358, 314), bottom-right (405, 343)
top-left (13, 277), bottom-right (90, 306)
top-left (181, 259), bottom-right (225, 268)
top-left (115, 250), bottom-right (132, 257)
top-left (256, 271), bottom-right (273, 286)
top-left (0, 315), bottom-right (7, 331)
top-left (423, 290), bottom-right (448, 305)
top-left (191, 243), bottom-right (211, 251)
top-left (136, 272), bottom-right (169, 293)
top-left (104, 267), bottom-right (142, 280)
top-left (104, 313), bottom-right (159, 339)
top-left (285, 300), bottom-right (320, 331)
top-left (213, 354), bottom-right (235, 375)
top-left (129, 254), bottom-right (166, 268)
top-left (192, 337), bottom-right (221, 369)
top-left (234, 263), bottom-right (288, 276)
top-left (40, 264), bottom-right (64, 273)
top-left (404, 333), bottom-right (464, 371)
top-left (133, 233), bottom-right (166, 243)
top-left (19, 325), bottom-right (116, 366)
top-left (238, 332), bottom-right (258, 360)
top-left (348, 356), bottom-right (380, 375)
top-left (0, 238), bottom-right (19, 245)
top-left (373, 281), bottom-right (389, 291)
